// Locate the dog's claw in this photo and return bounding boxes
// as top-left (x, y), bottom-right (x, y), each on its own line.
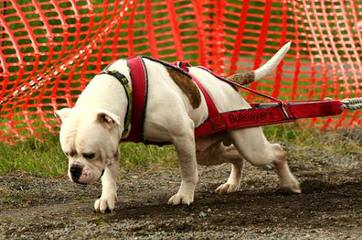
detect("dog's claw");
top-left (168, 193), bottom-right (193, 205)
top-left (215, 183), bottom-right (240, 194)
top-left (94, 195), bottom-right (116, 213)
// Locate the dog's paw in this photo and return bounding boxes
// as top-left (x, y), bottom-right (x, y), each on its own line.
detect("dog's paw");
top-left (279, 179), bottom-right (301, 194)
top-left (168, 192), bottom-right (194, 205)
top-left (94, 194), bottom-right (117, 213)
top-left (215, 183), bottom-right (240, 194)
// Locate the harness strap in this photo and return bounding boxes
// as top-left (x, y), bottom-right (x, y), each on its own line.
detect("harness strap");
top-left (195, 66), bottom-right (282, 102)
top-left (190, 73), bottom-right (227, 133)
top-left (219, 100), bottom-right (343, 133)
top-left (174, 61), bottom-right (228, 133)
top-left (126, 56), bottom-right (148, 142)
top-left (145, 57), bottom-right (229, 133)
top-left (100, 56), bottom-right (148, 142)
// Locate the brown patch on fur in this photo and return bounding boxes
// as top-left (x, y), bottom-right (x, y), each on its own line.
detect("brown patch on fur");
top-left (166, 66), bottom-right (201, 109)
top-left (228, 71), bottom-right (255, 85)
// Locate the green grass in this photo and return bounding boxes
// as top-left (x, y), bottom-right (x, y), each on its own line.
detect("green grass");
top-left (0, 135), bottom-right (65, 177)
top-left (264, 125), bottom-right (362, 166)
top-left (0, 125), bottom-right (360, 178)
top-left (0, 133), bottom-right (177, 177)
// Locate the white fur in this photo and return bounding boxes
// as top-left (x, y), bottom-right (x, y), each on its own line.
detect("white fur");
top-left (57, 43), bottom-right (300, 213)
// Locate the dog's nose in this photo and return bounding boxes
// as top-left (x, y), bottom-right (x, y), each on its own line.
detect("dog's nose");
top-left (70, 164), bottom-right (83, 182)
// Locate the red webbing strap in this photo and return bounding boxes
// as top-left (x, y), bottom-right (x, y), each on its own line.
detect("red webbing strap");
top-left (195, 100), bottom-right (343, 138)
top-left (124, 56), bottom-right (148, 142)
top-left (284, 100), bottom-right (343, 119)
top-left (189, 73), bottom-right (227, 133)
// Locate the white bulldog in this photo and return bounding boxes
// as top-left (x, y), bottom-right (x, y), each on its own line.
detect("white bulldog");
top-left (56, 42), bottom-right (300, 213)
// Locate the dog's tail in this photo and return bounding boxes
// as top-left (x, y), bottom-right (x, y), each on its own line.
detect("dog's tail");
top-left (228, 41), bottom-right (291, 84)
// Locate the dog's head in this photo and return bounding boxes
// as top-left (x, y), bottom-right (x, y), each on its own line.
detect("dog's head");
top-left (56, 108), bottom-right (122, 184)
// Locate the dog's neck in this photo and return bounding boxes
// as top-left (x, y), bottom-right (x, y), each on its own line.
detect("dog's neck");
top-left (75, 69), bottom-right (131, 140)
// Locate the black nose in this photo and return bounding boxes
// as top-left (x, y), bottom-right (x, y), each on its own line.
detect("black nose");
top-left (70, 164), bottom-right (82, 182)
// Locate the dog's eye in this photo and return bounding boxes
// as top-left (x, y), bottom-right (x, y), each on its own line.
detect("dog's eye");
top-left (82, 153), bottom-right (95, 159)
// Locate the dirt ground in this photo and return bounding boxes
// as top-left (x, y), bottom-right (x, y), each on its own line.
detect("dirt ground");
top-left (0, 131), bottom-right (361, 239)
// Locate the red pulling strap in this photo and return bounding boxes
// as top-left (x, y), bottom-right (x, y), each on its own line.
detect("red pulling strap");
top-left (124, 56), bottom-right (148, 142)
top-left (195, 100), bottom-right (343, 138)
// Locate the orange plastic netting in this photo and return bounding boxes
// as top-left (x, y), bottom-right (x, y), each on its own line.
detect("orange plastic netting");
top-left (0, 0), bottom-right (361, 142)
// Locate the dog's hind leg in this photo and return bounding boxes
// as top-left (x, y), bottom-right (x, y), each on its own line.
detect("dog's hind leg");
top-left (215, 161), bottom-right (244, 194)
top-left (229, 127), bottom-right (301, 193)
top-left (197, 141), bottom-right (244, 194)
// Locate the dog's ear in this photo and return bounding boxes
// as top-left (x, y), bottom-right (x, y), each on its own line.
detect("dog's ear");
top-left (96, 110), bottom-right (121, 129)
top-left (55, 108), bottom-right (72, 122)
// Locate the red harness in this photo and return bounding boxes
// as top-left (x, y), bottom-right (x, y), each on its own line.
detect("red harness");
top-left (123, 56), bottom-right (343, 142)
top-left (125, 57), bottom-right (148, 142)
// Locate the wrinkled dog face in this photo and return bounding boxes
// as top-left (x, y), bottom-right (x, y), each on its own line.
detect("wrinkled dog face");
top-left (57, 108), bottom-right (121, 184)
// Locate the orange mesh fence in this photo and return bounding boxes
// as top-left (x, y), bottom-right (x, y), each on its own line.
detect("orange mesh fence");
top-left (0, 0), bottom-right (361, 143)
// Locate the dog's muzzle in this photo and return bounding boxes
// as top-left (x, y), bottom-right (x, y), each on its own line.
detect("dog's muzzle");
top-left (70, 165), bottom-right (105, 184)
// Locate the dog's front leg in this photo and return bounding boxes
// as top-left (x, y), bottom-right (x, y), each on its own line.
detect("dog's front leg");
top-left (168, 130), bottom-right (198, 205)
top-left (94, 159), bottom-right (119, 213)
